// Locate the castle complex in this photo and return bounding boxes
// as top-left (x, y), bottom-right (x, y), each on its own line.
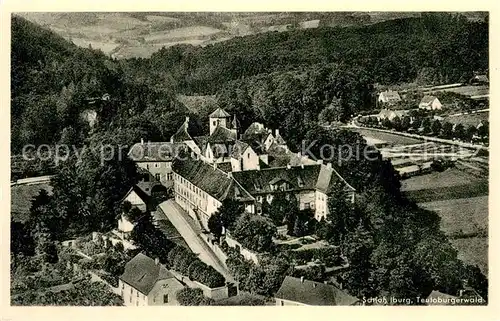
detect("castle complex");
top-left (129, 108), bottom-right (355, 230)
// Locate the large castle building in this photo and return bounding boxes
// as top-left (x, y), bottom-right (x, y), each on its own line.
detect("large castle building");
top-left (129, 107), bottom-right (355, 230)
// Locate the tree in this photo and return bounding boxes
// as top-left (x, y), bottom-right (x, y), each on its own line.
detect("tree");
top-left (176, 288), bottom-right (205, 306)
top-left (401, 117), bottom-right (411, 132)
top-left (391, 116), bottom-right (402, 131)
top-left (207, 213), bottom-right (223, 238)
top-left (268, 192), bottom-right (297, 227)
top-left (441, 122), bottom-right (453, 138)
top-left (231, 213), bottom-right (277, 253)
top-left (477, 121), bottom-right (488, 138)
top-left (326, 184), bottom-right (354, 244)
top-left (431, 119), bottom-right (442, 136)
top-left (213, 198), bottom-right (244, 232)
top-left (454, 123), bottom-right (466, 140)
top-left (465, 125), bottom-right (477, 142)
top-left (11, 220), bottom-right (35, 256)
top-left (421, 118), bottom-right (432, 134)
top-left (318, 98), bottom-right (342, 124)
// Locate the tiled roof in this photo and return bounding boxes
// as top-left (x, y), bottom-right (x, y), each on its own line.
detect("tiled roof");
top-left (379, 91), bottom-right (401, 101)
top-left (230, 140), bottom-right (250, 158)
top-left (275, 276), bottom-right (359, 306)
top-left (128, 142), bottom-right (186, 162)
top-left (420, 95), bottom-right (437, 105)
top-left (231, 165), bottom-right (321, 194)
top-left (120, 253), bottom-right (174, 295)
top-left (315, 163), bottom-right (355, 194)
top-left (209, 107), bottom-right (230, 118)
top-left (243, 122), bottom-right (267, 136)
top-left (208, 126), bottom-right (237, 144)
top-left (171, 119), bottom-right (193, 143)
top-left (172, 158), bottom-right (253, 201)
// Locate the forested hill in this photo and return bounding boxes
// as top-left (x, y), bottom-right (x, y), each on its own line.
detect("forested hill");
top-left (11, 13), bottom-right (488, 154)
top-left (143, 13), bottom-right (488, 94)
top-left (11, 16), bottom-right (188, 155)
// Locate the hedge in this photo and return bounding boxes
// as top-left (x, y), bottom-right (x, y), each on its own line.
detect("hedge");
top-left (131, 217), bottom-right (225, 288)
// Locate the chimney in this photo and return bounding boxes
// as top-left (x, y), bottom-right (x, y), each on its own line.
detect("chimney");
top-left (316, 159), bottom-right (323, 165)
top-left (287, 164), bottom-right (292, 170)
top-left (185, 116), bottom-right (190, 124)
top-left (312, 283), bottom-right (317, 288)
top-left (300, 276), bottom-right (304, 283)
top-left (324, 281), bottom-right (328, 285)
top-left (326, 163), bottom-right (332, 169)
top-left (141, 138), bottom-right (144, 145)
top-left (155, 257), bottom-right (159, 265)
top-left (275, 129), bottom-right (280, 137)
top-left (300, 164), bottom-right (304, 169)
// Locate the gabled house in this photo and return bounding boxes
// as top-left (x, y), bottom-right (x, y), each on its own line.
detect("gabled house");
top-left (377, 109), bottom-right (410, 121)
top-left (419, 96), bottom-right (442, 110)
top-left (275, 276), bottom-right (359, 306)
top-left (119, 253), bottom-right (185, 306)
top-left (378, 90), bottom-right (402, 105)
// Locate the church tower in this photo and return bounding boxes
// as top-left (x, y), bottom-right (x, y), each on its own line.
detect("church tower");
top-left (209, 107), bottom-right (231, 135)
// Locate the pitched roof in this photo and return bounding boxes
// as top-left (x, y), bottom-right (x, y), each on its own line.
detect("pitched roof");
top-left (420, 95), bottom-right (438, 105)
top-left (120, 253), bottom-right (174, 295)
top-left (230, 140), bottom-right (250, 158)
top-left (172, 158), bottom-right (253, 201)
top-left (128, 142), bottom-right (186, 162)
top-left (315, 163), bottom-right (355, 194)
top-left (231, 165), bottom-right (321, 194)
top-left (209, 107), bottom-right (230, 118)
top-left (379, 91), bottom-right (401, 102)
top-left (208, 126), bottom-right (237, 144)
top-left (275, 276), bottom-right (359, 306)
top-left (171, 118), bottom-right (193, 143)
top-left (243, 122), bottom-right (267, 136)
top-left (426, 290), bottom-right (458, 305)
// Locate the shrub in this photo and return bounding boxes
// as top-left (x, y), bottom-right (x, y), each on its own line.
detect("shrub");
top-left (176, 288), bottom-right (205, 306)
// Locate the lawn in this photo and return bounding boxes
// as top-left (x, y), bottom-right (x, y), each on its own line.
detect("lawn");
top-left (351, 128), bottom-right (423, 146)
top-left (11, 183), bottom-right (52, 223)
top-left (401, 167), bottom-right (486, 191)
top-left (451, 237), bottom-right (488, 275)
top-left (419, 196), bottom-right (488, 236)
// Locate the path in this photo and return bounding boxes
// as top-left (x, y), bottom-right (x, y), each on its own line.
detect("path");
top-left (11, 175), bottom-right (53, 186)
top-left (158, 200), bottom-right (234, 282)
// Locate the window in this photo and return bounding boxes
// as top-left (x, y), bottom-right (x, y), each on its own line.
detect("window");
top-left (146, 164), bottom-right (149, 170)
top-left (247, 152), bottom-right (250, 158)
top-left (256, 196), bottom-right (263, 203)
top-left (137, 291), bottom-right (139, 298)
top-left (155, 163), bottom-right (159, 168)
top-left (155, 173), bottom-right (161, 181)
top-left (304, 203), bottom-right (310, 209)
top-left (163, 294), bottom-right (169, 303)
top-left (257, 207), bottom-right (262, 215)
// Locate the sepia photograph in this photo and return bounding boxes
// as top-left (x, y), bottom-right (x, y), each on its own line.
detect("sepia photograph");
top-left (9, 11), bottom-right (489, 307)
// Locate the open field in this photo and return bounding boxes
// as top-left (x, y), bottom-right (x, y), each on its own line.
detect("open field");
top-left (419, 196), bottom-right (488, 236)
top-left (433, 85), bottom-right (489, 97)
top-left (11, 183), bottom-right (53, 223)
top-left (19, 12), bottom-right (486, 59)
top-left (351, 128), bottom-right (423, 146)
top-left (401, 167), bottom-right (486, 192)
top-left (444, 112), bottom-right (489, 127)
top-left (451, 237), bottom-right (488, 275)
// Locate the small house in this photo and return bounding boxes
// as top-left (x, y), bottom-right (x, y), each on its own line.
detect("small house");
top-left (378, 90), bottom-right (402, 105)
top-left (275, 276), bottom-right (359, 306)
top-left (119, 253), bottom-right (185, 306)
top-left (419, 96), bottom-right (442, 110)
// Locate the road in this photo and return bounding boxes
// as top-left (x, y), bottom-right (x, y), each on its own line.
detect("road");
top-left (158, 200), bottom-right (234, 282)
top-left (345, 119), bottom-right (488, 152)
